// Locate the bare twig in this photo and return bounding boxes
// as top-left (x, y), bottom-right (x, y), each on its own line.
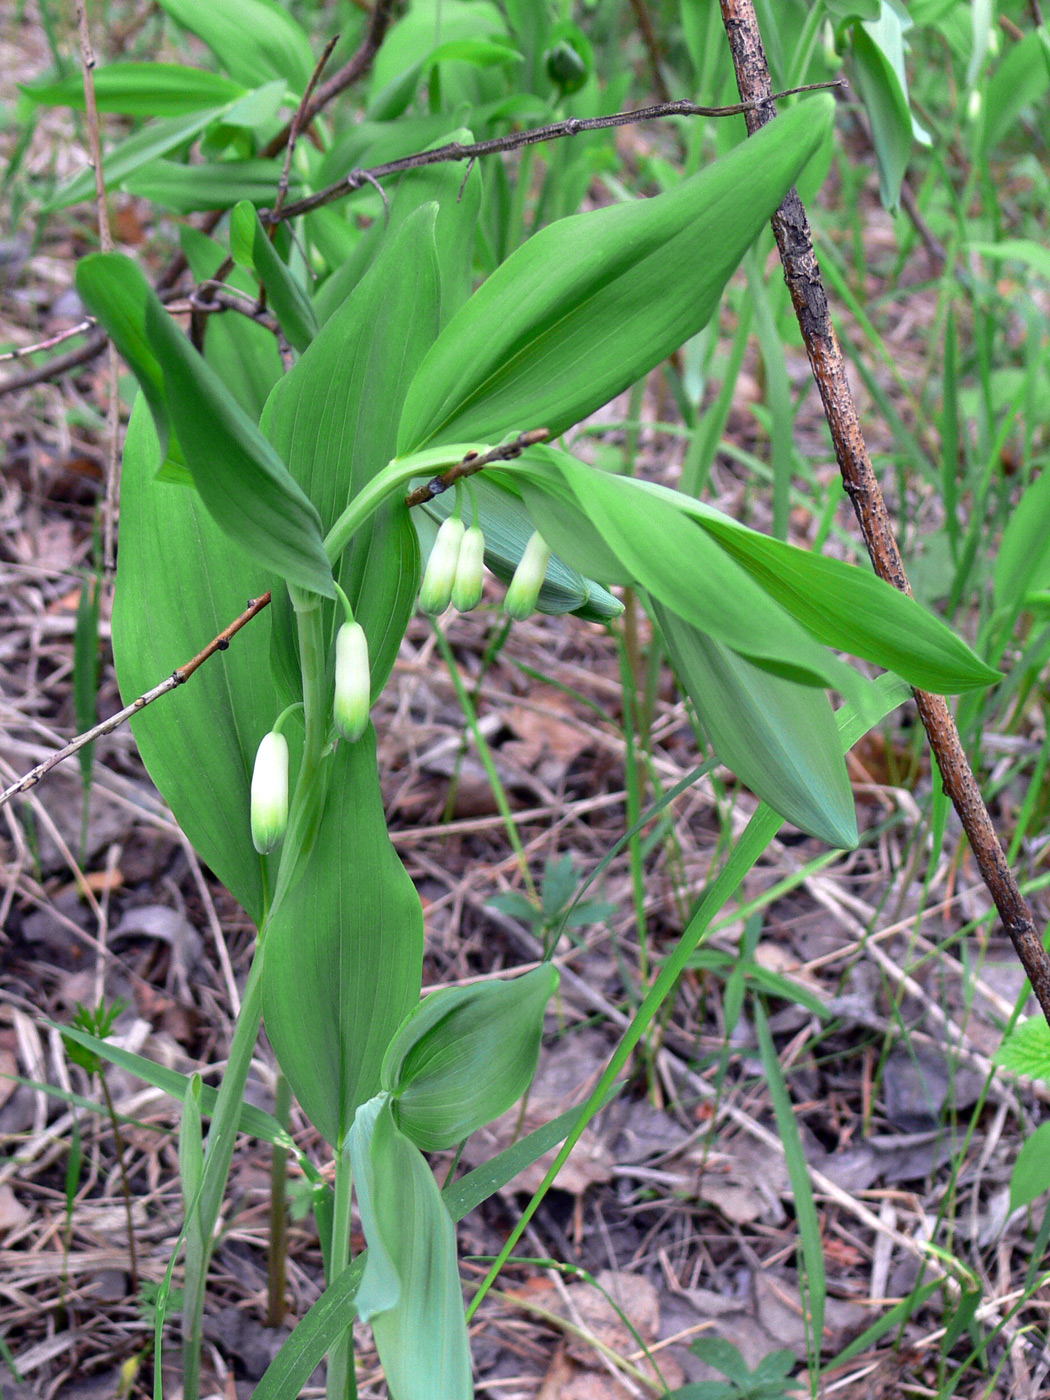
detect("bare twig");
top-left (75, 0), bottom-right (121, 578)
top-left (271, 83), bottom-right (845, 223)
top-left (260, 0), bottom-right (401, 160)
top-left (2, 82), bottom-right (842, 400)
top-left (271, 34), bottom-right (340, 226)
top-left (403, 429), bottom-right (551, 508)
top-left (718, 0), bottom-right (1050, 1028)
top-left (0, 318), bottom-right (98, 362)
top-left (0, 593), bottom-right (272, 811)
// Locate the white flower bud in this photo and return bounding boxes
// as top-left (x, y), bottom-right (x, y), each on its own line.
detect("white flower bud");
top-left (419, 515), bottom-right (465, 616)
top-left (333, 620), bottom-right (371, 743)
top-left (503, 531), bottom-right (551, 620)
top-left (451, 525), bottom-right (486, 612)
top-left (250, 731), bottom-right (289, 854)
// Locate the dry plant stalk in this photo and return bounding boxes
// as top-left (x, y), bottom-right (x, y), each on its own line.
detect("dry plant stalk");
top-left (75, 0), bottom-right (121, 577)
top-left (717, 0), bottom-right (1050, 1027)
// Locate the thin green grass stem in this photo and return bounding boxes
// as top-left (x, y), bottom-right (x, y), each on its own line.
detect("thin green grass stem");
top-left (326, 1140), bottom-right (357, 1400)
top-left (433, 622), bottom-right (538, 901)
top-left (467, 796), bottom-right (786, 1322)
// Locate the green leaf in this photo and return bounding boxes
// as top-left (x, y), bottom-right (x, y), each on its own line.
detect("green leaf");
top-left (179, 225), bottom-right (283, 423)
top-left (75, 254), bottom-right (171, 456)
top-left (1009, 1122), bottom-right (1050, 1211)
top-left (73, 571), bottom-right (100, 789)
top-left (123, 158), bottom-right (295, 213)
top-left (111, 400), bottom-right (277, 921)
top-left (382, 965), bottom-right (559, 1150)
top-left (397, 95), bottom-right (835, 453)
top-left (849, 16), bottom-right (914, 211)
top-left (45, 105), bottom-right (231, 211)
top-left (349, 1096), bottom-right (473, 1400)
top-left (252, 1085), bottom-right (622, 1400)
top-left (971, 239), bottom-right (1050, 283)
top-left (54, 1020), bottom-right (296, 1152)
top-left (77, 253), bottom-right (332, 594)
top-left (996, 1016), bottom-right (1050, 1082)
top-left (230, 201), bottom-right (317, 352)
top-left (21, 62), bottom-right (246, 116)
top-left (654, 602), bottom-right (860, 849)
top-left (670, 493), bottom-right (1000, 693)
top-left (262, 734), bottom-right (424, 1147)
top-left (178, 1074), bottom-right (204, 1215)
top-left (264, 204), bottom-right (441, 694)
top-left (157, 0), bottom-right (314, 91)
top-left (532, 454), bottom-right (872, 708)
top-left (980, 31), bottom-right (1050, 157)
top-left (995, 459), bottom-right (1050, 610)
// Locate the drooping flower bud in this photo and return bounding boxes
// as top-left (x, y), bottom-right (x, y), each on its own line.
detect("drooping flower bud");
top-left (250, 731), bottom-right (289, 854)
top-left (451, 525), bottom-right (486, 613)
top-left (544, 39), bottom-right (588, 95)
top-left (418, 515), bottom-right (465, 616)
top-left (503, 531), bottom-right (551, 620)
top-left (333, 620), bottom-right (371, 742)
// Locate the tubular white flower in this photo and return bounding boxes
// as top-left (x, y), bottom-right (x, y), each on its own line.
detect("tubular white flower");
top-left (419, 516), bottom-right (465, 616)
top-left (250, 731), bottom-right (289, 854)
top-left (503, 531), bottom-right (551, 620)
top-left (451, 525), bottom-right (486, 613)
top-left (333, 620), bottom-right (371, 742)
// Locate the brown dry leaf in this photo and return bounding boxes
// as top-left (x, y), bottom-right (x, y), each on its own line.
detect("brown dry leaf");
top-left (0, 1049), bottom-right (18, 1111)
top-left (0, 1184), bottom-right (29, 1233)
top-left (504, 686), bottom-right (592, 772)
top-left (550, 1270), bottom-right (684, 1391)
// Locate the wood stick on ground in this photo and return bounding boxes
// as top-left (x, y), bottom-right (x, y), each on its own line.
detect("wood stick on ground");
top-left (717, 0), bottom-right (1050, 1028)
top-left (0, 593), bottom-right (272, 811)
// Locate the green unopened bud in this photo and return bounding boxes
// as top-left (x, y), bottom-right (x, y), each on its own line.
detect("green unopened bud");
top-left (451, 524), bottom-right (486, 612)
top-left (503, 531), bottom-right (551, 620)
top-left (334, 620), bottom-right (371, 742)
top-left (418, 515), bottom-right (464, 616)
top-left (250, 731), bottom-right (288, 854)
top-left (545, 39), bottom-right (588, 94)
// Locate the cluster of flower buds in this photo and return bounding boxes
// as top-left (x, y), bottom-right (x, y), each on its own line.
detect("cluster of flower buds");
top-left (419, 516), bottom-right (489, 616)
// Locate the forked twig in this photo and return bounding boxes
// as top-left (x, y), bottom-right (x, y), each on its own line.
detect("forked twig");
top-left (270, 82), bottom-right (846, 224)
top-left (718, 0), bottom-right (1050, 1026)
top-left (403, 429), bottom-right (551, 508)
top-left (0, 594), bottom-right (272, 811)
top-left (271, 34), bottom-right (340, 226)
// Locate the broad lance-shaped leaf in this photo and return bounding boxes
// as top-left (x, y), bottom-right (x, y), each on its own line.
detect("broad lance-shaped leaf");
top-left (397, 93), bottom-right (834, 454)
top-left (382, 964), bottom-right (559, 1151)
top-left (156, 0), bottom-right (315, 91)
top-left (653, 601), bottom-right (859, 850)
top-left (230, 201), bottom-right (317, 352)
top-left (622, 476), bottom-right (999, 695)
top-left (112, 400), bottom-right (278, 923)
top-left (20, 62), bottom-right (247, 116)
top-left (76, 252), bottom-right (333, 597)
top-left (349, 1095), bottom-right (473, 1400)
top-left (263, 204), bottom-right (441, 700)
top-left (262, 732), bottom-right (424, 1147)
top-left (516, 452), bottom-right (874, 713)
top-left (517, 448), bottom-right (996, 694)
